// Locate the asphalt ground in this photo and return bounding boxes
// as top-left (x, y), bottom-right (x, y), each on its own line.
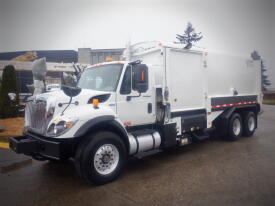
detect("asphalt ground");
top-left (0, 104), bottom-right (275, 206)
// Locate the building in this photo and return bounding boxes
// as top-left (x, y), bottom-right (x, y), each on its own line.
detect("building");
top-left (0, 48), bottom-right (125, 94)
top-left (78, 48), bottom-right (124, 64)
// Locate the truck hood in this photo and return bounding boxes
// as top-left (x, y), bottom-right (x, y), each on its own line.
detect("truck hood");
top-left (33, 89), bottom-right (110, 114)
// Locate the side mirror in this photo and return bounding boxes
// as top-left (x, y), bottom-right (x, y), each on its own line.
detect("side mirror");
top-left (8, 93), bottom-right (16, 102)
top-left (62, 85), bottom-right (82, 97)
top-left (62, 72), bottom-right (77, 87)
top-left (132, 64), bottom-right (148, 93)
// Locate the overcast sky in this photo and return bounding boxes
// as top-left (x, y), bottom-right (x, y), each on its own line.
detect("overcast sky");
top-left (0, 0), bottom-right (274, 86)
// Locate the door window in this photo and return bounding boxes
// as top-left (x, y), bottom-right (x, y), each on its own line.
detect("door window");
top-left (120, 66), bottom-right (132, 94)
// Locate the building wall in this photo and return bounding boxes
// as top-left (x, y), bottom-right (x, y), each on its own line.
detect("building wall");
top-left (78, 48), bottom-right (124, 65)
top-left (0, 60), bottom-right (75, 94)
top-left (78, 48), bottom-right (92, 64)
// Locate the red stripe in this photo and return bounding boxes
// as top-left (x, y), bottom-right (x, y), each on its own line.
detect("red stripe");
top-left (212, 101), bottom-right (257, 109)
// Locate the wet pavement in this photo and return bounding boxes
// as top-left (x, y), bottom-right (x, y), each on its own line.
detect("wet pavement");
top-left (1, 105), bottom-right (275, 206)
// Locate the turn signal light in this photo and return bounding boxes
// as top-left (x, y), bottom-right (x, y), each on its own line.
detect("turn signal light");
top-left (92, 98), bottom-right (99, 108)
top-left (66, 121), bottom-right (74, 128)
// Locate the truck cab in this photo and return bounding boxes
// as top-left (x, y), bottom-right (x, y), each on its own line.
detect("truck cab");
top-left (75, 60), bottom-right (156, 127)
top-left (10, 41), bottom-right (262, 185)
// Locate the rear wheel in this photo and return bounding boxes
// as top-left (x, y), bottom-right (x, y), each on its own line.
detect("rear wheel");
top-left (226, 113), bottom-right (243, 141)
top-left (74, 131), bottom-right (127, 185)
top-left (242, 111), bottom-right (257, 137)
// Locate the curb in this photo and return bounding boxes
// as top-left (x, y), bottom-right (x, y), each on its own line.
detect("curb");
top-left (0, 136), bottom-right (10, 149)
top-left (0, 142), bottom-right (9, 149)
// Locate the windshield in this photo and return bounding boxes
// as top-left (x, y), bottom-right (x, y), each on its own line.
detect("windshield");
top-left (77, 64), bottom-right (123, 91)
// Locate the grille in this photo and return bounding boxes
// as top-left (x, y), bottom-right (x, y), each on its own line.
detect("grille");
top-left (25, 99), bottom-right (51, 135)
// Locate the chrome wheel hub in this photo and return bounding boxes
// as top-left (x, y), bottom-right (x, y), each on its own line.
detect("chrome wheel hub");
top-left (248, 116), bottom-right (255, 131)
top-left (94, 144), bottom-right (119, 175)
top-left (233, 118), bottom-right (241, 136)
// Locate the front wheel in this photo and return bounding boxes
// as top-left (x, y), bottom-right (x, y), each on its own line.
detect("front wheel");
top-left (75, 131), bottom-right (127, 185)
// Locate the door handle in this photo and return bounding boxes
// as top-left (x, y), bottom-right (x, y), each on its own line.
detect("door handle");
top-left (148, 103), bottom-right (152, 113)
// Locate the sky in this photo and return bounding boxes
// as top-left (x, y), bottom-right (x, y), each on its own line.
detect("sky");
top-left (0, 0), bottom-right (274, 87)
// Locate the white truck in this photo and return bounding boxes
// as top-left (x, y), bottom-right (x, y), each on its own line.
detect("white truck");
top-left (10, 41), bottom-right (262, 185)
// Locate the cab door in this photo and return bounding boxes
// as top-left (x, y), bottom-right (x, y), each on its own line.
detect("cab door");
top-left (116, 64), bottom-right (155, 127)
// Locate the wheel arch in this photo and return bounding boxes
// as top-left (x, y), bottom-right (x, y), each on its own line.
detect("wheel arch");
top-left (74, 115), bottom-right (130, 154)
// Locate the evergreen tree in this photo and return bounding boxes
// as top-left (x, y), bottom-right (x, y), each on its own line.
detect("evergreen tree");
top-left (175, 22), bottom-right (203, 49)
top-left (251, 51), bottom-right (271, 91)
top-left (0, 65), bottom-right (19, 118)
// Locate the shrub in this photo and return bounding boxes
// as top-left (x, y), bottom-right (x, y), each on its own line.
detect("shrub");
top-left (0, 65), bottom-right (19, 118)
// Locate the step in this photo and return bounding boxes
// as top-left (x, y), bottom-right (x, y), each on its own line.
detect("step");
top-left (134, 149), bottom-right (162, 159)
top-left (191, 132), bottom-right (210, 140)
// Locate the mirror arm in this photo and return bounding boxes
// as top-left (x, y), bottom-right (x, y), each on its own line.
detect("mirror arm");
top-left (61, 97), bottom-right (72, 116)
top-left (126, 93), bottom-right (141, 101)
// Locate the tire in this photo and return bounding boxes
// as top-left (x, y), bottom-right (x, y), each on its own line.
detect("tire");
top-left (226, 113), bottom-right (243, 141)
top-left (74, 131), bottom-right (127, 185)
top-left (242, 111), bottom-right (257, 137)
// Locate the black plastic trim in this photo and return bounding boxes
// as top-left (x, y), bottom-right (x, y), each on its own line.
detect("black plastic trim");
top-left (211, 95), bottom-right (258, 112)
top-left (74, 115), bottom-right (115, 137)
top-left (87, 94), bottom-right (111, 104)
top-left (211, 95), bottom-right (257, 106)
top-left (159, 123), bottom-right (177, 148)
top-left (171, 109), bottom-right (206, 118)
top-left (126, 124), bottom-right (155, 132)
top-left (73, 115), bottom-right (130, 154)
top-left (9, 132), bottom-right (77, 160)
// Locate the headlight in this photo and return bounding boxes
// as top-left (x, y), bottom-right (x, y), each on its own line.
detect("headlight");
top-left (46, 118), bottom-right (78, 137)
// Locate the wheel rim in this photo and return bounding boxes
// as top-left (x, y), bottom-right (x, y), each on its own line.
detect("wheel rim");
top-left (248, 116), bottom-right (255, 131)
top-left (94, 144), bottom-right (119, 175)
top-left (233, 118), bottom-right (241, 136)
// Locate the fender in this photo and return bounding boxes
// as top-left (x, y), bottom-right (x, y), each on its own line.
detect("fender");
top-left (73, 115), bottom-right (130, 151)
top-left (214, 104), bottom-right (259, 136)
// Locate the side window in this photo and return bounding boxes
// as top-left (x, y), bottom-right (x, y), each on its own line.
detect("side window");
top-left (132, 64), bottom-right (148, 93)
top-left (120, 66), bottom-right (131, 94)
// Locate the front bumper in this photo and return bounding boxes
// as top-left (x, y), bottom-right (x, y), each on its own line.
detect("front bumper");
top-left (9, 132), bottom-right (77, 160)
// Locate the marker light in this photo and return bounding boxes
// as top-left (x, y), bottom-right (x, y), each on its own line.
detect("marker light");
top-left (106, 57), bottom-right (113, 61)
top-left (93, 98), bottom-right (99, 108)
top-left (141, 71), bottom-right (145, 81)
top-left (66, 121), bottom-right (74, 128)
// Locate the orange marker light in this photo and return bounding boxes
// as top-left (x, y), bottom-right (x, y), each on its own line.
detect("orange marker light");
top-left (92, 98), bottom-right (99, 108)
top-left (66, 121), bottom-right (74, 128)
top-left (141, 71), bottom-right (145, 81)
top-left (106, 57), bottom-right (113, 61)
